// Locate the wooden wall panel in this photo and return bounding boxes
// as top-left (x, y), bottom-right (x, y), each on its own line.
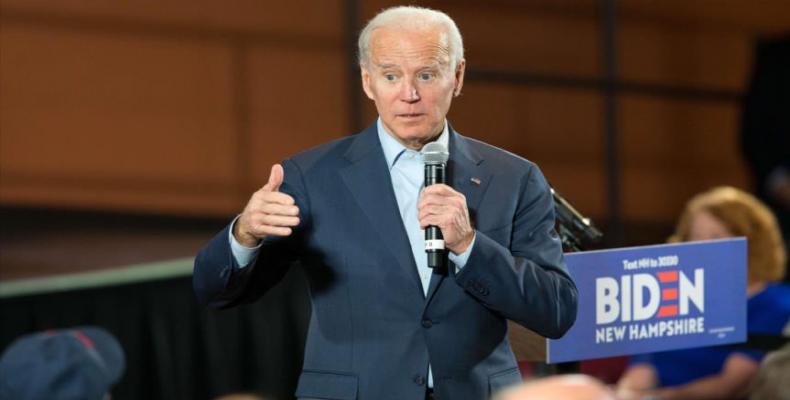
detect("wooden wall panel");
top-left (245, 45), bottom-right (349, 191)
top-left (0, 0), bottom-right (345, 40)
top-left (1, 0), bottom-right (785, 226)
top-left (451, 85), bottom-right (604, 163)
top-left (0, 25), bottom-right (239, 215)
top-left (361, 0), bottom-right (600, 77)
top-left (618, 0), bottom-right (790, 34)
top-left (445, 6), bottom-right (600, 77)
top-left (619, 96), bottom-right (748, 222)
top-left (360, 97), bottom-right (379, 129)
top-left (618, 22), bottom-right (750, 91)
top-left (450, 84), bottom-right (606, 218)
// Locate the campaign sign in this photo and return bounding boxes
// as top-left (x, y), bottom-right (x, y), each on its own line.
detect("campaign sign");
top-left (547, 238), bottom-right (747, 363)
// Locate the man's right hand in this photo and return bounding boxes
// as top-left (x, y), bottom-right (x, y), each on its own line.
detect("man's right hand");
top-left (233, 164), bottom-right (300, 247)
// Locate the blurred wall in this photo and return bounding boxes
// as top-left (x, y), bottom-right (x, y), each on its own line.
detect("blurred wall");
top-left (2, 0), bottom-right (789, 229)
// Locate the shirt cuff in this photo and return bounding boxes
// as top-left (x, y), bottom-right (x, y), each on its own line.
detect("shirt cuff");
top-left (448, 233), bottom-right (476, 271)
top-left (229, 215), bottom-right (262, 269)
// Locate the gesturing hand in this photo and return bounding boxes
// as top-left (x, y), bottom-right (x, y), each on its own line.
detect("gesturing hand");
top-left (418, 184), bottom-right (475, 255)
top-left (233, 164), bottom-right (300, 247)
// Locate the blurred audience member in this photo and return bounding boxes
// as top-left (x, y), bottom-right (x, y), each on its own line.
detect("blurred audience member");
top-left (741, 34), bottom-right (790, 281)
top-left (617, 186), bottom-right (790, 400)
top-left (749, 344), bottom-right (790, 400)
top-left (0, 327), bottom-right (125, 400)
top-left (494, 374), bottom-right (615, 400)
top-left (213, 393), bottom-right (267, 400)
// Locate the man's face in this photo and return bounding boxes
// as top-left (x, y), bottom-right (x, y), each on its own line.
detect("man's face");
top-left (361, 27), bottom-right (465, 149)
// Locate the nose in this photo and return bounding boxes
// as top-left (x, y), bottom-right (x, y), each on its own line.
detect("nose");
top-left (399, 78), bottom-right (420, 103)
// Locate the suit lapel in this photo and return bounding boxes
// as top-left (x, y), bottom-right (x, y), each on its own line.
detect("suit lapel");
top-left (447, 128), bottom-right (492, 226)
top-left (339, 125), bottom-right (425, 297)
top-left (423, 126), bottom-right (493, 307)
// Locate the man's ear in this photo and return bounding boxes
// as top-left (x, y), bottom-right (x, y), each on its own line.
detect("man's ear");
top-left (360, 64), bottom-right (375, 101)
top-left (453, 58), bottom-right (466, 97)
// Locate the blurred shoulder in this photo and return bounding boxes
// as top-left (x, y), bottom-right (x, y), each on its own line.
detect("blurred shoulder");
top-left (762, 283), bottom-right (790, 306)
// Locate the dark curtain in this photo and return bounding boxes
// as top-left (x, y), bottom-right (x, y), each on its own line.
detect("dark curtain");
top-left (740, 34), bottom-right (790, 283)
top-left (0, 266), bottom-right (311, 400)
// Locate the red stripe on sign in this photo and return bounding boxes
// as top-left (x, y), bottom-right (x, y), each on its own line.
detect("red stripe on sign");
top-left (662, 288), bottom-right (678, 300)
top-left (657, 271), bottom-right (678, 282)
top-left (657, 305), bottom-right (678, 317)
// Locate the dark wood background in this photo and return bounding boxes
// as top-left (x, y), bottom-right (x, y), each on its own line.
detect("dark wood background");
top-left (2, 0), bottom-right (789, 278)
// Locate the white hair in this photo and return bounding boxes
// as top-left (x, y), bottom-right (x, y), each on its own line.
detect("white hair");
top-left (358, 6), bottom-right (464, 70)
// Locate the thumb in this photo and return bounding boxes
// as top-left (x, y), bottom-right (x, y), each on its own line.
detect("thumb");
top-left (262, 164), bottom-right (284, 192)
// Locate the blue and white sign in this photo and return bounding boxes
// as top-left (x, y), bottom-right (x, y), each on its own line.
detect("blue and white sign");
top-left (547, 238), bottom-right (747, 363)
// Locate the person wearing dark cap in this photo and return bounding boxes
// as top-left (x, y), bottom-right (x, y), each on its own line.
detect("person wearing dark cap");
top-left (0, 326), bottom-right (125, 400)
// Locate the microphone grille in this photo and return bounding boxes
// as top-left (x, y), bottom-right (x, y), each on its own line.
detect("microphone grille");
top-left (422, 142), bottom-right (449, 164)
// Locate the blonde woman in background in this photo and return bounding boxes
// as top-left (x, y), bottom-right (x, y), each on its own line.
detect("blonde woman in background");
top-left (617, 186), bottom-right (790, 400)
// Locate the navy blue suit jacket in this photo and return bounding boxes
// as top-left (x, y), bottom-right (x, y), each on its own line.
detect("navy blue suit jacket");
top-left (193, 123), bottom-right (578, 400)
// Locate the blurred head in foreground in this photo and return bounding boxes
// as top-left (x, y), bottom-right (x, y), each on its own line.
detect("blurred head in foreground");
top-left (0, 327), bottom-right (125, 400)
top-left (669, 186), bottom-right (787, 284)
top-left (494, 374), bottom-right (615, 400)
top-left (214, 394), bottom-right (267, 400)
top-left (749, 344), bottom-right (790, 400)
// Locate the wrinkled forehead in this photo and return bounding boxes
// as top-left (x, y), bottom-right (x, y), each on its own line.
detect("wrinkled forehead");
top-left (368, 27), bottom-right (451, 68)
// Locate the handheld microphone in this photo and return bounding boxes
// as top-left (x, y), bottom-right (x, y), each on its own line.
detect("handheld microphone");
top-left (422, 142), bottom-right (449, 269)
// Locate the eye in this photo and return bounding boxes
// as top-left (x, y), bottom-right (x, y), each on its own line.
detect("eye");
top-left (384, 74), bottom-right (397, 82)
top-left (418, 72), bottom-right (434, 81)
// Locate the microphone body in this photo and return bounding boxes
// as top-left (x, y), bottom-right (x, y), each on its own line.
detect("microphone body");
top-left (422, 142), bottom-right (450, 269)
top-left (424, 162), bottom-right (446, 268)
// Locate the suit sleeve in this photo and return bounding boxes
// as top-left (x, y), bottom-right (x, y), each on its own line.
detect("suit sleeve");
top-left (453, 163), bottom-right (578, 339)
top-left (193, 159), bottom-right (310, 309)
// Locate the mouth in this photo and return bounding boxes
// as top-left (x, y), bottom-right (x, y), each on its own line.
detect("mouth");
top-left (396, 113), bottom-right (425, 120)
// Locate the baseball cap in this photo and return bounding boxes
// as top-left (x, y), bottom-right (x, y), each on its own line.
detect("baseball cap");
top-left (0, 326), bottom-right (125, 400)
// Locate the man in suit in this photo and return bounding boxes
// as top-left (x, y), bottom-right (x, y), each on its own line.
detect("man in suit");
top-left (194, 6), bottom-right (578, 400)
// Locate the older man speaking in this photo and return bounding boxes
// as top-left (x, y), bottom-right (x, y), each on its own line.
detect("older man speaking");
top-left (194, 6), bottom-right (578, 400)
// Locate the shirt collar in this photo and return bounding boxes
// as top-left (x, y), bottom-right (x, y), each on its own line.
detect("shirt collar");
top-left (377, 117), bottom-right (450, 170)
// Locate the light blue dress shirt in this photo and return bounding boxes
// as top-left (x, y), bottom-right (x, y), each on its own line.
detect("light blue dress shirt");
top-left (374, 118), bottom-right (475, 283)
top-left (229, 118), bottom-right (476, 388)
